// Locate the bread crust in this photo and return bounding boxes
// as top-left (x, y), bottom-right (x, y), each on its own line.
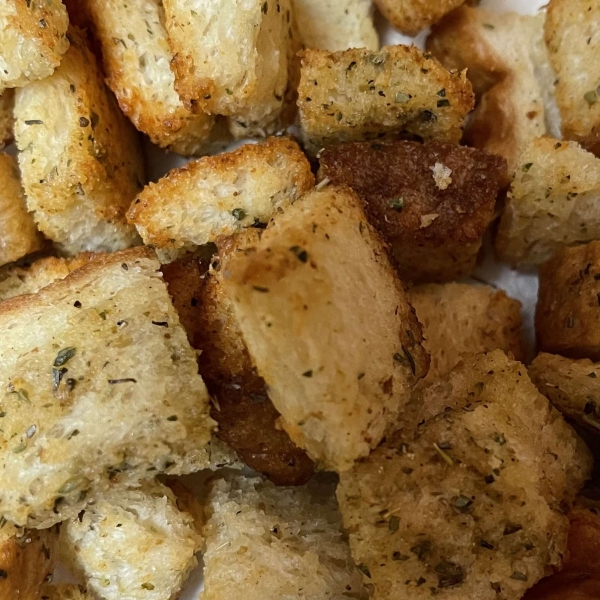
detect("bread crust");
top-left (375, 0), bottom-right (465, 36)
top-left (0, 92), bottom-right (14, 149)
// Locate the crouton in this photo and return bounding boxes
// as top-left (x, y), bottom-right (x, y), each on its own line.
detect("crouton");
top-left (0, 526), bottom-right (59, 600)
top-left (14, 27), bottom-right (144, 256)
top-left (409, 283), bottom-right (524, 379)
top-left (318, 140), bottom-right (507, 282)
top-left (496, 137), bottom-right (600, 267)
top-left (41, 586), bottom-right (93, 600)
top-left (60, 482), bottom-right (200, 600)
top-left (162, 247), bottom-right (315, 485)
top-left (0, 0), bottom-right (69, 91)
top-left (83, 0), bottom-right (215, 156)
top-left (545, 0), bottom-right (600, 156)
top-left (337, 351), bottom-right (593, 600)
top-left (536, 241), bottom-right (600, 361)
top-left (293, 0), bottom-right (378, 51)
top-left (202, 475), bottom-right (368, 599)
top-left (529, 353), bottom-right (600, 433)
top-left (127, 137), bottom-right (314, 256)
top-left (0, 247), bottom-right (214, 528)
top-left (0, 153), bottom-right (42, 268)
top-left (427, 7), bottom-right (559, 172)
top-left (0, 91), bottom-right (13, 148)
top-left (298, 45), bottom-right (474, 154)
top-left (375, 0), bottom-right (466, 36)
top-left (221, 185), bottom-right (428, 471)
top-left (163, 0), bottom-right (292, 134)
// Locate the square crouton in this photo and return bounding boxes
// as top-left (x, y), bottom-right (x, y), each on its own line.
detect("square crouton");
top-left (127, 137), bottom-right (314, 256)
top-left (496, 137), bottom-right (600, 267)
top-left (42, 586), bottom-right (93, 600)
top-left (0, 90), bottom-right (14, 148)
top-left (221, 185), bottom-right (428, 472)
top-left (83, 0), bottom-right (215, 156)
top-left (318, 140), bottom-right (507, 282)
top-left (529, 353), bottom-right (600, 433)
top-left (409, 282), bottom-right (524, 380)
top-left (536, 241), bottom-right (600, 361)
top-left (337, 351), bottom-right (593, 600)
top-left (0, 247), bottom-right (214, 529)
top-left (0, 0), bottom-right (69, 91)
top-left (0, 153), bottom-right (42, 267)
top-left (14, 27), bottom-right (144, 256)
top-left (375, 0), bottom-right (466, 36)
top-left (298, 45), bottom-right (474, 154)
top-left (545, 0), bottom-right (600, 156)
top-left (202, 475), bottom-right (368, 599)
top-left (60, 482), bottom-right (200, 600)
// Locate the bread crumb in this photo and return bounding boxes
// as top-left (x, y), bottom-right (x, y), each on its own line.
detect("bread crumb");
top-left (419, 213), bottom-right (439, 228)
top-left (430, 162), bottom-right (452, 189)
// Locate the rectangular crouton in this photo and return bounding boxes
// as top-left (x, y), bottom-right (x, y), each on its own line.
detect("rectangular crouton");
top-left (221, 185), bottom-right (428, 471)
top-left (409, 282), bottom-right (524, 380)
top-left (0, 0), bottom-right (69, 91)
top-left (83, 0), bottom-right (215, 156)
top-left (545, 0), bottom-right (600, 156)
top-left (318, 140), bottom-right (507, 282)
top-left (14, 27), bottom-right (144, 256)
top-left (127, 137), bottom-right (314, 256)
top-left (298, 45), bottom-right (474, 154)
top-left (338, 350), bottom-right (592, 600)
top-left (0, 90), bottom-right (14, 148)
top-left (536, 241), bottom-right (600, 361)
top-left (496, 137), bottom-right (600, 267)
top-left (202, 475), bottom-right (368, 599)
top-left (42, 586), bottom-right (93, 600)
top-left (0, 153), bottom-right (42, 267)
top-left (0, 247), bottom-right (214, 529)
top-left (375, 0), bottom-right (465, 36)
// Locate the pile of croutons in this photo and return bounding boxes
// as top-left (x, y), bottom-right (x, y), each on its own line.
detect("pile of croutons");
top-left (0, 0), bottom-right (599, 599)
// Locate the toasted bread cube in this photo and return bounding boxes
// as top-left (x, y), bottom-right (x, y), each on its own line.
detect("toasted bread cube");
top-left (83, 0), bottom-right (215, 156)
top-left (0, 247), bottom-right (214, 528)
top-left (222, 185), bottom-right (428, 471)
top-left (41, 586), bottom-right (93, 600)
top-left (0, 91), bottom-right (14, 148)
top-left (545, 0), bottom-right (600, 156)
top-left (529, 353), bottom-right (600, 433)
top-left (410, 283), bottom-right (524, 379)
top-left (536, 241), bottom-right (600, 361)
top-left (318, 140), bottom-right (507, 282)
top-left (0, 153), bottom-right (42, 267)
top-left (298, 45), bottom-right (474, 154)
top-left (14, 28), bottom-right (144, 256)
top-left (338, 351), bottom-right (592, 600)
top-left (293, 0), bottom-right (378, 51)
top-left (427, 7), bottom-right (558, 172)
top-left (375, 0), bottom-right (465, 36)
top-left (0, 0), bottom-right (69, 91)
top-left (60, 482), bottom-right (200, 600)
top-left (496, 137), bottom-right (600, 267)
top-left (202, 475), bottom-right (368, 599)
top-left (127, 137), bottom-right (314, 256)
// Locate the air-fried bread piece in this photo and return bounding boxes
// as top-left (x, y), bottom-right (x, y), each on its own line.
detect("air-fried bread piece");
top-left (0, 91), bottom-right (13, 148)
top-left (0, 0), bottom-right (69, 91)
top-left (222, 185), bottom-right (428, 471)
top-left (83, 0), bottom-right (215, 156)
top-left (545, 0), bottom-right (600, 156)
top-left (298, 45), bottom-right (474, 154)
top-left (202, 475), bottom-right (368, 599)
top-left (293, 0), bottom-right (378, 51)
top-left (0, 247), bottom-right (214, 528)
top-left (318, 140), bottom-right (506, 282)
top-left (60, 482), bottom-right (200, 600)
top-left (127, 137), bottom-right (314, 256)
top-left (0, 153), bottom-right (42, 268)
top-left (14, 27), bottom-right (144, 255)
top-left (529, 353), bottom-right (600, 433)
top-left (337, 351), bottom-right (593, 600)
top-left (409, 283), bottom-right (524, 380)
top-left (375, 0), bottom-right (466, 36)
top-left (496, 137), bottom-right (600, 267)
top-left (42, 586), bottom-right (93, 600)
top-left (536, 241), bottom-right (600, 361)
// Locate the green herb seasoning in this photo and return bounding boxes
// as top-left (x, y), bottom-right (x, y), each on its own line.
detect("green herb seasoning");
top-left (54, 347), bottom-right (76, 367)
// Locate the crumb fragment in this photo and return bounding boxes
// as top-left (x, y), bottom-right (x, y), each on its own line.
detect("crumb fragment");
top-left (430, 162), bottom-right (452, 189)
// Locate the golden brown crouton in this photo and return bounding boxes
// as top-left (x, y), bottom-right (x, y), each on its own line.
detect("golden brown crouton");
top-left (536, 241), bottom-right (600, 361)
top-left (298, 45), bottom-right (474, 154)
top-left (337, 351), bottom-right (593, 600)
top-left (375, 0), bottom-right (466, 36)
top-left (41, 585), bottom-right (94, 600)
top-left (14, 27), bottom-right (144, 255)
top-left (318, 140), bottom-right (507, 282)
top-left (545, 0), bottom-right (600, 156)
top-left (0, 91), bottom-right (13, 148)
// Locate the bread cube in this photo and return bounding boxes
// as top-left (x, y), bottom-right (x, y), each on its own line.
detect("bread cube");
top-left (318, 140), bottom-right (507, 282)
top-left (0, 91), bottom-right (14, 148)
top-left (536, 241), bottom-right (600, 361)
top-left (375, 0), bottom-right (465, 36)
